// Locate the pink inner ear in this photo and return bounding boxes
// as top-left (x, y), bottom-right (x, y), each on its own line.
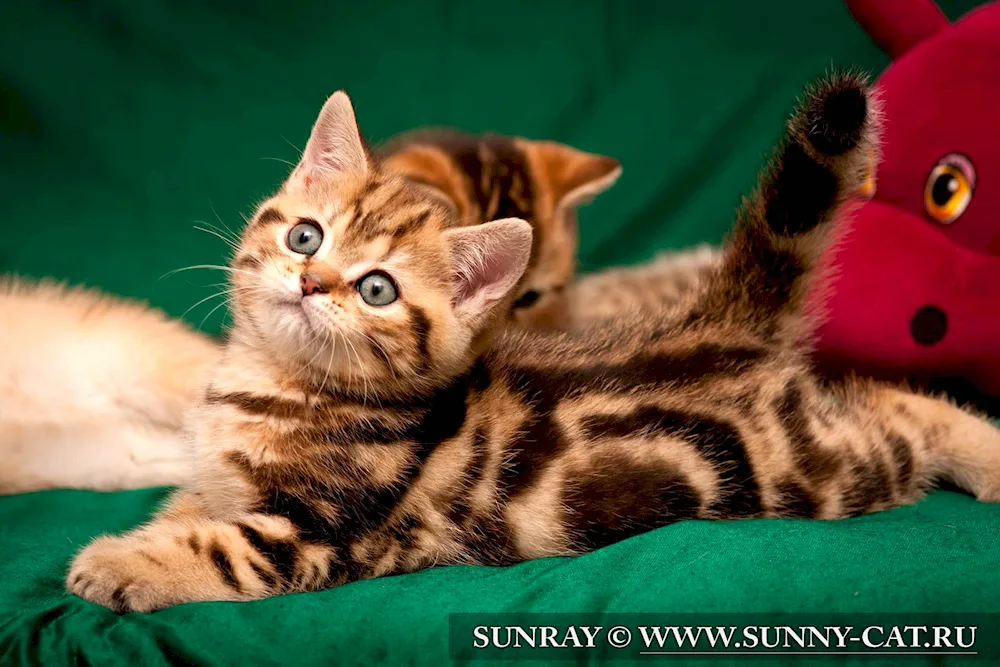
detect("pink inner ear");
top-left (448, 220), bottom-right (532, 313)
top-left (454, 247), bottom-right (513, 305)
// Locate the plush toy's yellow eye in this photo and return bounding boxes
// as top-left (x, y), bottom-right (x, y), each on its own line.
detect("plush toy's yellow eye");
top-left (924, 153), bottom-right (975, 225)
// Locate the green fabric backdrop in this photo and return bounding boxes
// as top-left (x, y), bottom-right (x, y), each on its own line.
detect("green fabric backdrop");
top-left (0, 0), bottom-right (992, 665)
top-left (1, 0), bottom-right (912, 335)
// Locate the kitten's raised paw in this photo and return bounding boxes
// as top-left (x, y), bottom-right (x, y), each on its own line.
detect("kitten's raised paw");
top-left (67, 535), bottom-right (179, 613)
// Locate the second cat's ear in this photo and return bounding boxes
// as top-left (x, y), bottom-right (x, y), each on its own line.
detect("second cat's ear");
top-left (443, 218), bottom-right (532, 324)
top-left (527, 141), bottom-right (622, 210)
top-left (286, 91), bottom-right (373, 191)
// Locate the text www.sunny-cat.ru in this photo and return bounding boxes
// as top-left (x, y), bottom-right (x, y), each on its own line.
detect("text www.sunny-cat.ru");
top-left (449, 614), bottom-right (993, 660)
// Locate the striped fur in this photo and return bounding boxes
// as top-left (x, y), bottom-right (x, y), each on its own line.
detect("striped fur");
top-left (68, 75), bottom-right (1000, 613)
top-left (379, 129), bottom-right (621, 330)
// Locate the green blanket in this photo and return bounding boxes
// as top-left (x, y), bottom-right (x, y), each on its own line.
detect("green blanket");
top-left (2, 489), bottom-right (998, 665)
top-left (0, 0), bottom-right (993, 665)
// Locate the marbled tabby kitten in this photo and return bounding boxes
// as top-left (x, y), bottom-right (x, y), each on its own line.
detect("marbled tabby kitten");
top-left (379, 129), bottom-right (621, 329)
top-left (0, 123), bottom-right (615, 495)
top-left (68, 74), bottom-right (1000, 613)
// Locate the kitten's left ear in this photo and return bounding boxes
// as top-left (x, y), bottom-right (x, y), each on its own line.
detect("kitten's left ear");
top-left (444, 218), bottom-right (532, 324)
top-left (527, 141), bottom-right (622, 210)
top-left (286, 91), bottom-right (373, 191)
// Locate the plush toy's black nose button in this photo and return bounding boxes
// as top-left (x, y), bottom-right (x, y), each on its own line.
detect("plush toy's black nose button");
top-left (910, 305), bottom-right (948, 346)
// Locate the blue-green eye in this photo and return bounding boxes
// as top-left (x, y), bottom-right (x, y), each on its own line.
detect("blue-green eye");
top-left (357, 272), bottom-right (398, 306)
top-left (286, 221), bottom-right (323, 255)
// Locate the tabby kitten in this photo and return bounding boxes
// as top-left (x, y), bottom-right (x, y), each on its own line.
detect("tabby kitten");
top-left (68, 75), bottom-right (1000, 613)
top-left (379, 129), bottom-right (621, 329)
top-left (0, 125), bottom-right (616, 495)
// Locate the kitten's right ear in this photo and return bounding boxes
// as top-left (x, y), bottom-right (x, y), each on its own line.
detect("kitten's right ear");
top-left (444, 218), bottom-right (532, 327)
top-left (286, 91), bottom-right (372, 191)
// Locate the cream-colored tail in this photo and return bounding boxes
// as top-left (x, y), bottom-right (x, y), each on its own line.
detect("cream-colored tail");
top-left (0, 277), bottom-right (220, 494)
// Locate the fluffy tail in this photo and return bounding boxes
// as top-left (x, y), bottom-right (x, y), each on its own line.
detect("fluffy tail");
top-left (0, 278), bottom-right (220, 494)
top-left (699, 72), bottom-right (879, 345)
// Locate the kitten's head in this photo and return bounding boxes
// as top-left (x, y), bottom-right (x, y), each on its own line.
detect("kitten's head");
top-left (379, 131), bottom-right (621, 330)
top-left (228, 92), bottom-right (532, 397)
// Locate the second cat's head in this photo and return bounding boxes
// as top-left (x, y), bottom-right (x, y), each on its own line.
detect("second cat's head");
top-left (228, 92), bottom-right (532, 396)
top-left (380, 130), bottom-right (621, 330)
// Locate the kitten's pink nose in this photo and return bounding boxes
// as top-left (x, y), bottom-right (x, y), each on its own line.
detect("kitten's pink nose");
top-left (300, 272), bottom-right (328, 297)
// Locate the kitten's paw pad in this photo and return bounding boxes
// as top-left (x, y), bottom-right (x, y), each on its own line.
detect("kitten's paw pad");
top-left (802, 73), bottom-right (872, 157)
top-left (67, 536), bottom-right (176, 613)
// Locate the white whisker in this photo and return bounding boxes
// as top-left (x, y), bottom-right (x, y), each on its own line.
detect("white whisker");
top-left (279, 134), bottom-right (303, 154)
top-left (319, 328), bottom-right (336, 395)
top-left (209, 202), bottom-right (243, 241)
top-left (359, 328), bottom-right (396, 382)
top-left (298, 326), bottom-right (330, 387)
top-left (260, 156), bottom-right (297, 168)
top-left (193, 224), bottom-right (240, 253)
top-left (160, 264), bottom-right (259, 281)
top-left (181, 290), bottom-right (229, 320)
top-left (341, 331), bottom-right (368, 407)
top-left (197, 298), bottom-right (232, 332)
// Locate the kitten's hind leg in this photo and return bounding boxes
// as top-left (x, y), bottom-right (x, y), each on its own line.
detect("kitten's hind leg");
top-left (702, 72), bottom-right (879, 344)
top-left (871, 386), bottom-right (1000, 503)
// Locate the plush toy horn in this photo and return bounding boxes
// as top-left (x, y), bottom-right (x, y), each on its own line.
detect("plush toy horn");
top-left (845, 0), bottom-right (950, 59)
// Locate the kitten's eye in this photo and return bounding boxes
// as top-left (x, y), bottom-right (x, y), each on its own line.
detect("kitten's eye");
top-left (924, 153), bottom-right (975, 225)
top-left (512, 290), bottom-right (541, 310)
top-left (357, 272), bottom-right (398, 306)
top-left (286, 221), bottom-right (323, 255)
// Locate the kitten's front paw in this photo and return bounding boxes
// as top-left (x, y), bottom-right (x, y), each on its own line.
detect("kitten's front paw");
top-left (67, 535), bottom-right (180, 613)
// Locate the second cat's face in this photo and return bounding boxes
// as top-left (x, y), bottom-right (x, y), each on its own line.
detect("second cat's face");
top-left (380, 132), bottom-right (621, 330)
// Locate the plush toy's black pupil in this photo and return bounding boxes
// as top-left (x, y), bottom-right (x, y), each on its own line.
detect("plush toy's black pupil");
top-left (932, 173), bottom-right (957, 206)
top-left (910, 305), bottom-right (948, 346)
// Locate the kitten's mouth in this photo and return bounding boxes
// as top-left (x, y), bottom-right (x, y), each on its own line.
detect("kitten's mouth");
top-left (269, 294), bottom-right (338, 342)
top-left (273, 297), bottom-right (305, 316)
top-left (277, 298), bottom-right (304, 310)
top-left (298, 298), bottom-right (338, 338)
top-left (271, 297), bottom-right (311, 327)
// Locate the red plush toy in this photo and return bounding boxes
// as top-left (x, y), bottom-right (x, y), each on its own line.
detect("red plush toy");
top-left (809, 0), bottom-right (1000, 410)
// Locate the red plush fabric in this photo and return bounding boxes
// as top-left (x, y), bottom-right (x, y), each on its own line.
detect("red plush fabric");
top-left (846, 0), bottom-right (949, 59)
top-left (810, 0), bottom-right (1000, 402)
